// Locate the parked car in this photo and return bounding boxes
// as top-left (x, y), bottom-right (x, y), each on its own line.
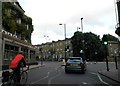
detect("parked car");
top-left (65, 57), bottom-right (86, 73)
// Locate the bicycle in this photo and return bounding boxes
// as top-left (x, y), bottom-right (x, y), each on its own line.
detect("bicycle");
top-left (2, 65), bottom-right (29, 86)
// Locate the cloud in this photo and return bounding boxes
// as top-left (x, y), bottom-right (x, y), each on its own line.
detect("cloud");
top-left (18, 0), bottom-right (118, 45)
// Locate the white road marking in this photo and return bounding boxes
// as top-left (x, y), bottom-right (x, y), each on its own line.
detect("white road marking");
top-left (31, 72), bottom-right (50, 84)
top-left (55, 66), bottom-right (61, 70)
top-left (82, 81), bottom-right (88, 84)
top-left (90, 72), bottom-right (112, 86)
top-left (48, 68), bottom-right (61, 85)
top-left (31, 66), bottom-right (62, 84)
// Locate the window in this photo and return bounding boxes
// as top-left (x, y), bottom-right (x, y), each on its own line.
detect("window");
top-left (60, 42), bottom-right (62, 46)
top-left (26, 24), bottom-right (29, 30)
top-left (16, 18), bottom-right (21, 24)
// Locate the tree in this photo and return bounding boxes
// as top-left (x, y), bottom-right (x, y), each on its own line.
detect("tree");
top-left (2, 2), bottom-right (34, 43)
top-left (102, 34), bottom-right (118, 42)
top-left (83, 32), bottom-right (102, 61)
top-left (71, 31), bottom-right (83, 57)
top-left (71, 31), bottom-right (104, 61)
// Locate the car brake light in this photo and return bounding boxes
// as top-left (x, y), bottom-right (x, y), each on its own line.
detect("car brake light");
top-left (78, 63), bottom-right (82, 66)
top-left (79, 63), bottom-right (84, 67)
top-left (66, 63), bottom-right (70, 66)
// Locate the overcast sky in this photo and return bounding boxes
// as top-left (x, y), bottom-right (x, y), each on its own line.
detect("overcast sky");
top-left (18, 0), bottom-right (119, 45)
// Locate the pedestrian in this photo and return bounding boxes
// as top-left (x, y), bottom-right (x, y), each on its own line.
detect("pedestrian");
top-left (9, 51), bottom-right (26, 84)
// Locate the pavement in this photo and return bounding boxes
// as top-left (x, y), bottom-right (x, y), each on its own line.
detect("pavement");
top-left (98, 69), bottom-right (120, 83)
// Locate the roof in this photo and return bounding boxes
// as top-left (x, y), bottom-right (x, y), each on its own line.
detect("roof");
top-left (108, 41), bottom-right (119, 44)
top-left (15, 2), bottom-right (25, 12)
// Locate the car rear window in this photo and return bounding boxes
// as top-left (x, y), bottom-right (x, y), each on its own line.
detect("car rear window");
top-left (68, 58), bottom-right (82, 62)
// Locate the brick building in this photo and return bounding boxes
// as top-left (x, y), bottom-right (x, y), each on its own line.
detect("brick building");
top-left (35, 38), bottom-right (72, 61)
top-left (0, 1), bottom-right (36, 70)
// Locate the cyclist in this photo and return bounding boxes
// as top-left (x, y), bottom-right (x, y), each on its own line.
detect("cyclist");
top-left (9, 51), bottom-right (26, 84)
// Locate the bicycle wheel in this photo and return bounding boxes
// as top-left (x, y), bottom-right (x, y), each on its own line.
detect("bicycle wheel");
top-left (20, 71), bottom-right (28, 84)
top-left (8, 74), bottom-right (18, 86)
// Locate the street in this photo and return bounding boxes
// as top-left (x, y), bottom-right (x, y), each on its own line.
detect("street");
top-left (25, 61), bottom-right (119, 85)
top-left (1, 1), bottom-right (120, 86)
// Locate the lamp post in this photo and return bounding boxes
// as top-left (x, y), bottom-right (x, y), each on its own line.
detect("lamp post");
top-left (59, 23), bottom-right (66, 62)
top-left (81, 18), bottom-right (85, 61)
top-left (81, 18), bottom-right (83, 32)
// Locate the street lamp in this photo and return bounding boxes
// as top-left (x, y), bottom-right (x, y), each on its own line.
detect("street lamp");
top-left (81, 17), bottom-right (83, 32)
top-left (80, 18), bottom-right (85, 61)
top-left (59, 23), bottom-right (66, 62)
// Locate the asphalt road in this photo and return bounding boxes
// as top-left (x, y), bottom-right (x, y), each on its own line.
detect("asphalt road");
top-left (26, 61), bottom-right (119, 86)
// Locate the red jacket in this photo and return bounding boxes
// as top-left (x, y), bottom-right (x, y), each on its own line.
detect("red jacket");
top-left (9, 54), bottom-right (26, 68)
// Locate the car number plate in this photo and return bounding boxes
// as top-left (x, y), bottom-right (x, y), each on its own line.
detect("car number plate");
top-left (70, 64), bottom-right (77, 66)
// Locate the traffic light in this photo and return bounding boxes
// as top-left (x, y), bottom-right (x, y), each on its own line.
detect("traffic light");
top-left (102, 35), bottom-right (108, 45)
top-left (115, 27), bottom-right (120, 36)
top-left (104, 41), bottom-right (108, 45)
top-left (66, 46), bottom-right (70, 52)
top-left (67, 46), bottom-right (69, 49)
top-left (39, 48), bottom-right (42, 52)
top-left (65, 48), bottom-right (67, 51)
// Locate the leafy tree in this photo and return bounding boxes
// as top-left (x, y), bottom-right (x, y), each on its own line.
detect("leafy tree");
top-left (71, 31), bottom-right (119, 61)
top-left (83, 32), bottom-right (102, 61)
top-left (2, 2), bottom-right (34, 43)
top-left (71, 31), bottom-right (105, 61)
top-left (71, 31), bottom-right (83, 57)
top-left (102, 34), bottom-right (118, 43)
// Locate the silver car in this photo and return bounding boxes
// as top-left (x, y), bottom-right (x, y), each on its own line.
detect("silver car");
top-left (65, 57), bottom-right (86, 73)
